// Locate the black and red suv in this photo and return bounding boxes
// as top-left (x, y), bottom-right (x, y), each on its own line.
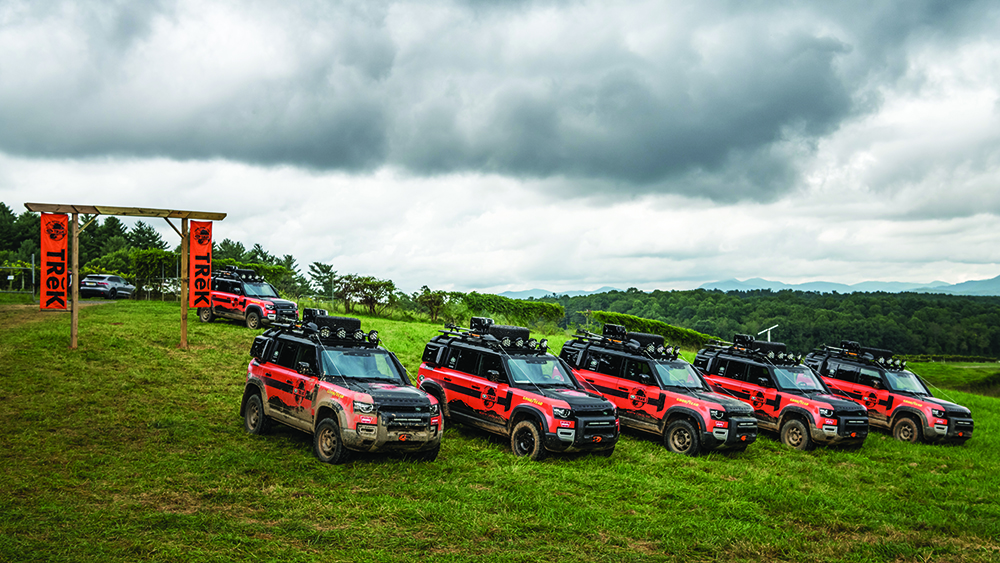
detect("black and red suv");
top-left (559, 324), bottom-right (757, 456)
top-left (695, 334), bottom-right (869, 450)
top-left (199, 266), bottom-right (298, 329)
top-left (418, 317), bottom-right (619, 460)
top-left (805, 341), bottom-right (973, 445)
top-left (241, 310), bottom-right (442, 464)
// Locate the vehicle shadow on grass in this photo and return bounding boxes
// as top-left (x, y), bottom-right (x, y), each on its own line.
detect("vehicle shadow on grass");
top-left (256, 420), bottom-right (439, 465)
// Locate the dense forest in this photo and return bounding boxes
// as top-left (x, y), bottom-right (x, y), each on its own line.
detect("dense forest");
top-left (535, 288), bottom-right (1000, 358)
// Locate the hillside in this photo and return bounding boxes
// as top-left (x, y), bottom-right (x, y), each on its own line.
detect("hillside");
top-left (1, 301), bottom-right (998, 562)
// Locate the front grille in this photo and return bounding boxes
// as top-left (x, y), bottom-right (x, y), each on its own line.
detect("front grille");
top-left (381, 411), bottom-right (430, 429)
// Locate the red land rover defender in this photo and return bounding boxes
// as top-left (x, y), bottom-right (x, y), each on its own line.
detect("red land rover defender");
top-left (241, 310), bottom-right (442, 463)
top-left (560, 324), bottom-right (758, 456)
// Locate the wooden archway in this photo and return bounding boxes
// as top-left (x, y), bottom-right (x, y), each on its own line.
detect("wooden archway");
top-left (24, 203), bottom-right (226, 349)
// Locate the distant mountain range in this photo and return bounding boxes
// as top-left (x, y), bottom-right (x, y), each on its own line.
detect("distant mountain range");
top-left (698, 276), bottom-right (1000, 296)
top-left (497, 275), bottom-right (1000, 299)
top-left (498, 286), bottom-right (623, 299)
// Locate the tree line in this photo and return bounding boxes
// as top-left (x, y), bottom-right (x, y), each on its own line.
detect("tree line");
top-left (534, 288), bottom-right (1000, 357)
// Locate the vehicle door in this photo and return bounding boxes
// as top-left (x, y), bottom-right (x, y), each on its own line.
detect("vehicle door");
top-left (212, 279), bottom-right (236, 316)
top-left (575, 350), bottom-right (625, 405)
top-left (746, 363), bottom-right (782, 427)
top-left (705, 358), bottom-right (748, 399)
top-left (477, 352), bottom-right (514, 426)
top-left (261, 339), bottom-right (312, 426)
top-left (856, 366), bottom-right (892, 424)
top-left (284, 342), bottom-right (320, 428)
top-left (439, 346), bottom-right (484, 417)
top-left (620, 358), bottom-right (661, 430)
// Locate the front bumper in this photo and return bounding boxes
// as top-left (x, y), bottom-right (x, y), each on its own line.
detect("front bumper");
top-left (702, 415), bottom-right (758, 450)
top-left (342, 413), bottom-right (442, 453)
top-left (924, 416), bottom-right (973, 443)
top-left (810, 415), bottom-right (869, 446)
top-left (543, 415), bottom-right (619, 453)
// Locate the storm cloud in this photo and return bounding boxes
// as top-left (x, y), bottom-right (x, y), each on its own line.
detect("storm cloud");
top-left (2, 0), bottom-right (993, 202)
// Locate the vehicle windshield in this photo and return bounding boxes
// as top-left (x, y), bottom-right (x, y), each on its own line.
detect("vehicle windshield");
top-left (507, 357), bottom-right (576, 387)
top-left (772, 365), bottom-right (827, 392)
top-left (320, 349), bottom-right (405, 383)
top-left (884, 369), bottom-right (931, 395)
top-left (652, 361), bottom-right (708, 390)
top-left (244, 282), bottom-right (279, 298)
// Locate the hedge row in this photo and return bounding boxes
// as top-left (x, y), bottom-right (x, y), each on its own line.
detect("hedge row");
top-left (900, 354), bottom-right (1000, 364)
top-left (590, 310), bottom-right (718, 350)
top-left (462, 292), bottom-right (565, 327)
top-left (213, 258), bottom-right (289, 286)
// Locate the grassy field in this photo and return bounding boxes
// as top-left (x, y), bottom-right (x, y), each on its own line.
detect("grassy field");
top-left (1, 301), bottom-right (998, 562)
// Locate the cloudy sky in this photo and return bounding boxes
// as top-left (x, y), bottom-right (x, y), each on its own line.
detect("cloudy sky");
top-left (1, 0), bottom-right (999, 293)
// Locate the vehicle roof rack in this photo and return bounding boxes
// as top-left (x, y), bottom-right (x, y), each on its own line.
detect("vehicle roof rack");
top-left (213, 265), bottom-right (266, 283)
top-left (267, 309), bottom-right (380, 348)
top-left (815, 340), bottom-right (907, 369)
top-left (568, 323), bottom-right (681, 360)
top-left (435, 317), bottom-right (549, 354)
top-left (702, 333), bottom-right (802, 365)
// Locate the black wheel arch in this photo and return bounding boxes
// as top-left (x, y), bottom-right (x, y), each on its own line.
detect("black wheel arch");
top-left (890, 407), bottom-right (928, 430)
top-left (240, 381), bottom-right (266, 417)
top-left (420, 380), bottom-right (449, 417)
top-left (245, 305), bottom-right (265, 320)
top-left (508, 405), bottom-right (547, 433)
top-left (778, 406), bottom-right (816, 430)
top-left (313, 402), bottom-right (348, 433)
top-left (661, 406), bottom-right (705, 434)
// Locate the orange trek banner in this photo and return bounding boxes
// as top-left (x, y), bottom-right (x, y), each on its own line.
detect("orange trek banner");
top-left (40, 213), bottom-right (69, 310)
top-left (189, 221), bottom-right (213, 309)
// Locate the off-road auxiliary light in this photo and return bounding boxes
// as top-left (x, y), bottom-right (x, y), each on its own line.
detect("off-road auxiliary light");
top-left (702, 334), bottom-right (802, 365)
top-left (820, 340), bottom-right (907, 370)
top-left (572, 324), bottom-right (681, 360)
top-left (438, 317), bottom-right (549, 353)
top-left (214, 265), bottom-right (267, 283)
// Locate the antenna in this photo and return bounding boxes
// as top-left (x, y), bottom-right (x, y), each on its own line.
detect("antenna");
top-left (757, 324), bottom-right (779, 342)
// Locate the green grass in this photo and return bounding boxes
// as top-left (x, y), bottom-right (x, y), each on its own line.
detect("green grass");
top-left (1, 301), bottom-right (999, 562)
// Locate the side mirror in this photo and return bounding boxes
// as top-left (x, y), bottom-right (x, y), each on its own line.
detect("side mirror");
top-left (234, 287), bottom-right (242, 295)
top-left (640, 374), bottom-right (652, 384)
top-left (757, 377), bottom-right (770, 388)
top-left (297, 362), bottom-right (315, 376)
top-left (486, 369), bottom-right (502, 383)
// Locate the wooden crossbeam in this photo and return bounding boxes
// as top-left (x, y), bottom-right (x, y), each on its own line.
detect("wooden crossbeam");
top-left (24, 203), bottom-right (225, 221)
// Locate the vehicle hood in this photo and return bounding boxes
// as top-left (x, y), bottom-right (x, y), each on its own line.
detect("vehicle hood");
top-left (922, 396), bottom-right (972, 417)
top-left (345, 381), bottom-right (431, 405)
top-left (270, 298), bottom-right (297, 308)
top-left (534, 386), bottom-right (613, 410)
top-left (693, 391), bottom-right (754, 415)
top-left (814, 393), bottom-right (869, 415)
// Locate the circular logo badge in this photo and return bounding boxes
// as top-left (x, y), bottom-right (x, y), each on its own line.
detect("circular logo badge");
top-left (630, 387), bottom-right (647, 408)
top-left (864, 392), bottom-right (877, 408)
top-left (46, 220), bottom-right (67, 242)
top-left (482, 387), bottom-right (497, 409)
top-left (751, 391), bottom-right (765, 409)
top-left (193, 226), bottom-right (211, 245)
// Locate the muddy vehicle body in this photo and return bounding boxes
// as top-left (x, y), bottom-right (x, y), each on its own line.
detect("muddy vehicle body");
top-left (199, 266), bottom-right (298, 329)
top-left (241, 311), bottom-right (442, 463)
top-left (695, 334), bottom-right (869, 450)
top-left (559, 324), bottom-right (757, 456)
top-left (418, 317), bottom-right (619, 460)
top-left (805, 341), bottom-right (973, 445)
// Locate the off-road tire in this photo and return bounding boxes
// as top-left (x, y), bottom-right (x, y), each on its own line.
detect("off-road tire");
top-left (892, 416), bottom-right (921, 443)
top-left (511, 420), bottom-right (547, 461)
top-left (244, 394), bottom-right (271, 435)
top-left (198, 308), bottom-right (215, 323)
top-left (314, 418), bottom-right (350, 464)
top-left (595, 445), bottom-right (615, 458)
top-left (780, 419), bottom-right (814, 451)
top-left (664, 419), bottom-right (700, 456)
top-left (246, 311), bottom-right (262, 330)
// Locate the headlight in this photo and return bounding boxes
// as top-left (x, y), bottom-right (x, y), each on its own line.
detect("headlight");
top-left (552, 407), bottom-right (572, 419)
top-left (429, 403), bottom-right (440, 415)
top-left (710, 409), bottom-right (725, 420)
top-left (818, 408), bottom-right (834, 418)
top-left (265, 303), bottom-right (275, 310)
top-left (353, 401), bottom-right (375, 414)
top-left (931, 409), bottom-right (945, 418)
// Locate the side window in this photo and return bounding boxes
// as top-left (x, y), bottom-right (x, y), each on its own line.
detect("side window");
top-left (591, 352), bottom-right (624, 377)
top-left (478, 354), bottom-right (505, 383)
top-left (747, 364), bottom-right (770, 385)
top-left (623, 359), bottom-right (653, 383)
top-left (276, 341), bottom-right (300, 369)
top-left (858, 367), bottom-right (882, 388)
top-left (722, 359), bottom-right (748, 381)
top-left (833, 363), bottom-right (859, 383)
top-left (295, 344), bottom-right (318, 374)
top-left (453, 348), bottom-right (481, 376)
top-left (269, 340), bottom-right (283, 364)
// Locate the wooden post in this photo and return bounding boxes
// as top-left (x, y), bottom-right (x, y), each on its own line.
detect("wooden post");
top-left (180, 218), bottom-right (189, 349)
top-left (70, 212), bottom-right (79, 349)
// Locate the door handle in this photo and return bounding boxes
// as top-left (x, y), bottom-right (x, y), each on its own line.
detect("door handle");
top-left (443, 376), bottom-right (452, 382)
top-left (585, 378), bottom-right (594, 383)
